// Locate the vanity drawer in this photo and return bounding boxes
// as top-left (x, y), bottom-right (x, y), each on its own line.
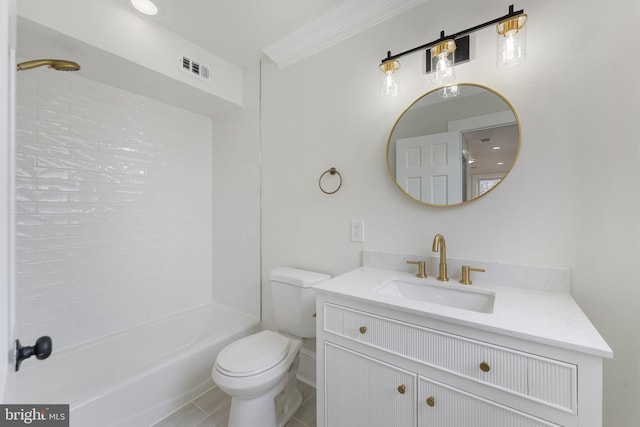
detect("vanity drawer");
top-left (418, 376), bottom-right (562, 427)
top-left (324, 303), bottom-right (577, 412)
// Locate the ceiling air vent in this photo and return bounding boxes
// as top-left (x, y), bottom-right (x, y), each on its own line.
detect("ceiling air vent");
top-left (180, 55), bottom-right (210, 80)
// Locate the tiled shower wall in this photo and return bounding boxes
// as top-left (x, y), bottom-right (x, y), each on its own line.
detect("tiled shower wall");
top-left (15, 68), bottom-right (213, 352)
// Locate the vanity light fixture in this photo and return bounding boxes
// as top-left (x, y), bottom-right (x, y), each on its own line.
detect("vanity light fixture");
top-left (430, 39), bottom-right (456, 86)
top-left (496, 13), bottom-right (527, 68)
top-left (379, 4), bottom-right (526, 97)
top-left (131, 0), bottom-right (158, 15)
top-left (430, 39), bottom-right (459, 97)
top-left (380, 57), bottom-right (401, 97)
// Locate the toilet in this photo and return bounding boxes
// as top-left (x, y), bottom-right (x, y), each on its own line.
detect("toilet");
top-left (212, 267), bottom-right (330, 427)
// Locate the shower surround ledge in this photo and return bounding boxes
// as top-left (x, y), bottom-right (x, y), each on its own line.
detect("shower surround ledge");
top-left (363, 250), bottom-right (571, 293)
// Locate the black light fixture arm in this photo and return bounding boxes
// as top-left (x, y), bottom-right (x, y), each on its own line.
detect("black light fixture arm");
top-left (380, 4), bottom-right (525, 64)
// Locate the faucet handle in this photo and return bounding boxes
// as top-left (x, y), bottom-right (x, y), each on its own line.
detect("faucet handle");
top-left (406, 260), bottom-right (427, 278)
top-left (460, 266), bottom-right (485, 285)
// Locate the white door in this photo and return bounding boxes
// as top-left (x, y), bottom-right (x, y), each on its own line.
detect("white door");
top-left (1, 0), bottom-right (16, 398)
top-left (396, 131), bottom-right (462, 204)
top-left (324, 342), bottom-right (416, 427)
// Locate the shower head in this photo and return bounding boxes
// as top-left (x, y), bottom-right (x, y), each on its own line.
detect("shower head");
top-left (16, 59), bottom-right (81, 72)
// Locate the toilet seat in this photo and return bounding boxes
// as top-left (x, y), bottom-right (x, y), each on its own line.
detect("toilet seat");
top-left (216, 330), bottom-right (290, 377)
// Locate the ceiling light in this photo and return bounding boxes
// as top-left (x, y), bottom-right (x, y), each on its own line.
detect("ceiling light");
top-left (492, 146), bottom-right (502, 150)
top-left (131, 0), bottom-right (158, 16)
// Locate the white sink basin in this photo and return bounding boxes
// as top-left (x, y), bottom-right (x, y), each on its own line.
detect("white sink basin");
top-left (376, 279), bottom-right (495, 314)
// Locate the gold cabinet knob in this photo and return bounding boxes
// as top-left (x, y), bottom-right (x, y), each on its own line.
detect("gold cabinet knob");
top-left (397, 385), bottom-right (406, 394)
top-left (359, 326), bottom-right (367, 334)
top-left (480, 362), bottom-right (491, 372)
top-left (426, 396), bottom-right (435, 407)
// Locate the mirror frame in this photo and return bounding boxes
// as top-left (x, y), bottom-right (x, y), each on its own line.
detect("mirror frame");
top-left (386, 83), bottom-right (521, 207)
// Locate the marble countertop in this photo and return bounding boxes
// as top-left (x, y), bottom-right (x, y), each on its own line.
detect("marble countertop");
top-left (314, 267), bottom-right (613, 358)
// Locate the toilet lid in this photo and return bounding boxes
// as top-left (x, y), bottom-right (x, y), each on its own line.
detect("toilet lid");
top-left (216, 330), bottom-right (290, 377)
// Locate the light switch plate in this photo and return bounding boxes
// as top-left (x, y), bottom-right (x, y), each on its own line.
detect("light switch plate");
top-left (350, 220), bottom-right (364, 242)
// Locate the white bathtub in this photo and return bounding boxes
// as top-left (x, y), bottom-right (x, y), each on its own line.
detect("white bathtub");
top-left (4, 303), bottom-right (261, 426)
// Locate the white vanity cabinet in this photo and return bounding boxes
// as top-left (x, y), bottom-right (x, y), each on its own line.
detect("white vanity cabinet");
top-left (316, 294), bottom-right (606, 427)
top-left (325, 342), bottom-right (416, 426)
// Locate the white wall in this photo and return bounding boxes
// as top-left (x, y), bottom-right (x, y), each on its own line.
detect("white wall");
top-left (211, 64), bottom-right (261, 319)
top-left (261, 0), bottom-right (640, 425)
top-left (14, 68), bottom-right (214, 353)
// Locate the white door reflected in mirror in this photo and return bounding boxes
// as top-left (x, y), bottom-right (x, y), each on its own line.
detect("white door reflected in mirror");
top-left (387, 84), bottom-right (520, 207)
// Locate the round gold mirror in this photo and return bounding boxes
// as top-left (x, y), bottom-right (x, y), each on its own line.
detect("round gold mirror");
top-left (386, 83), bottom-right (520, 206)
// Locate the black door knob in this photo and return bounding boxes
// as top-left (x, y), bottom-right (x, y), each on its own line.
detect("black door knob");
top-left (33, 336), bottom-right (53, 360)
top-left (15, 336), bottom-right (53, 371)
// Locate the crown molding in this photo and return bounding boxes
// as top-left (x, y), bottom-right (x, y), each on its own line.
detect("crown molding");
top-left (262, 0), bottom-right (429, 69)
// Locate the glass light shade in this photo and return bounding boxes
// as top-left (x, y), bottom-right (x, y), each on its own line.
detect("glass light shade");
top-left (430, 39), bottom-right (456, 86)
top-left (379, 59), bottom-right (401, 97)
top-left (496, 15), bottom-right (527, 68)
top-left (131, 0), bottom-right (158, 15)
top-left (440, 84), bottom-right (459, 98)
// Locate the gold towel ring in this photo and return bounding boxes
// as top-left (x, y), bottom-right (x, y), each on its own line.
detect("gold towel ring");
top-left (319, 167), bottom-right (342, 194)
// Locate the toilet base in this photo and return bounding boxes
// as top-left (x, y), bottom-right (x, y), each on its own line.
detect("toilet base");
top-left (226, 380), bottom-right (303, 427)
top-left (227, 380), bottom-right (280, 427)
top-left (226, 354), bottom-right (302, 427)
top-left (275, 363), bottom-right (303, 427)
top-left (276, 388), bottom-right (302, 427)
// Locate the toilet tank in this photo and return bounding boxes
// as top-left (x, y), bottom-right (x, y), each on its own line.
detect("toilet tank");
top-left (270, 267), bottom-right (331, 338)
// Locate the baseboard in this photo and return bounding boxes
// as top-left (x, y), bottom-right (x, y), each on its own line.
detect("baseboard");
top-left (296, 346), bottom-right (316, 388)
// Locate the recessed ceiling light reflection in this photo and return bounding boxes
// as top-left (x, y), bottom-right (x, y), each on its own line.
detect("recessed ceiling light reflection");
top-left (131, 0), bottom-right (158, 15)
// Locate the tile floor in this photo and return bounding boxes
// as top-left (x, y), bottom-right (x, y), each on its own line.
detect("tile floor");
top-left (152, 381), bottom-right (316, 427)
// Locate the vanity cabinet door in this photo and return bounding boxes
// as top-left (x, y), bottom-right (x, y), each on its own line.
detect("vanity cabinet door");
top-left (418, 376), bottom-right (561, 427)
top-left (324, 342), bottom-right (416, 427)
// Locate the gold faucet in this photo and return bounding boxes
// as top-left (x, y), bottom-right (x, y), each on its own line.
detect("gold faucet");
top-left (432, 234), bottom-right (449, 282)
